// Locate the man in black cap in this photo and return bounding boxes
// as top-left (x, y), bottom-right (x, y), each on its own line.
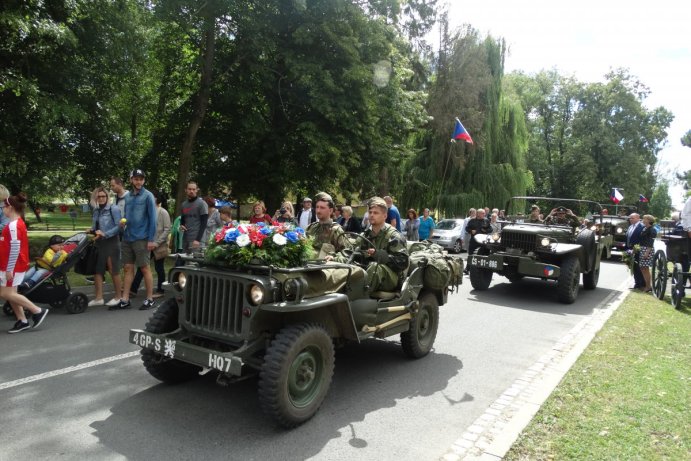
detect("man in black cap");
top-left (545, 206), bottom-right (579, 226)
top-left (119, 168), bottom-right (158, 310)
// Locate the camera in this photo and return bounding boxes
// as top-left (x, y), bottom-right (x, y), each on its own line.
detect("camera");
top-left (279, 208), bottom-right (287, 214)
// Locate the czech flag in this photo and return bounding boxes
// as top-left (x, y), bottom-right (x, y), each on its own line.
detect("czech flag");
top-left (610, 188), bottom-right (623, 204)
top-left (639, 194), bottom-right (649, 203)
top-left (451, 118), bottom-right (473, 144)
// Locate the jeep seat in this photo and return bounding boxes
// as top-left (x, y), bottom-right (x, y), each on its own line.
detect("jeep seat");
top-left (369, 291), bottom-right (398, 301)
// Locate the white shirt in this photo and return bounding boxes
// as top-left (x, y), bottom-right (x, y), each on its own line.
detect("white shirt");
top-left (681, 196), bottom-right (691, 231)
top-left (299, 208), bottom-right (312, 229)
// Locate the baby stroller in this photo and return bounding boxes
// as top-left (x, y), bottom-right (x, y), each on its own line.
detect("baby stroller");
top-left (3, 232), bottom-right (92, 316)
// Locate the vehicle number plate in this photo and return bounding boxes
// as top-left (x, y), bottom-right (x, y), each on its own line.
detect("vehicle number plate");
top-left (470, 257), bottom-right (498, 269)
top-left (131, 331), bottom-right (176, 359)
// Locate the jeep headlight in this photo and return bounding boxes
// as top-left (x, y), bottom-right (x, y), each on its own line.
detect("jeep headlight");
top-left (173, 272), bottom-right (187, 291)
top-left (248, 284), bottom-right (264, 305)
top-left (490, 232), bottom-right (501, 242)
top-left (539, 237), bottom-right (552, 248)
top-left (616, 228), bottom-right (624, 234)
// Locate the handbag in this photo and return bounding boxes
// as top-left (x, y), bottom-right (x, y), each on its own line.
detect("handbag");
top-left (153, 242), bottom-right (170, 260)
top-left (75, 241), bottom-right (99, 275)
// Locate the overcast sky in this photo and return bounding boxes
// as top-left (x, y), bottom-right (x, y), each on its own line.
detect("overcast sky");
top-left (446, 0), bottom-right (691, 207)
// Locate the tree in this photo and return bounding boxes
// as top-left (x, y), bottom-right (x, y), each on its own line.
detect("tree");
top-left (648, 180), bottom-right (672, 219)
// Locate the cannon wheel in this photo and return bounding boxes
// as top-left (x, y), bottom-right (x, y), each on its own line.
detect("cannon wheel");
top-left (651, 250), bottom-right (667, 300)
top-left (670, 263), bottom-right (685, 310)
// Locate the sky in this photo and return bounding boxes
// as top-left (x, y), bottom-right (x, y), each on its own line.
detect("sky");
top-left (446, 0), bottom-right (691, 208)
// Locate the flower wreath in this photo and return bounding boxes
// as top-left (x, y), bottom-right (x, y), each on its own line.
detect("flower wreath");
top-left (204, 222), bottom-right (312, 268)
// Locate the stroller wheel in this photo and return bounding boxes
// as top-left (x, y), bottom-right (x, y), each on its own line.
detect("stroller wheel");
top-left (65, 292), bottom-right (89, 314)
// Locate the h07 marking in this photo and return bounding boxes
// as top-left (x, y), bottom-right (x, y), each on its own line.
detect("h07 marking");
top-left (209, 353), bottom-right (233, 372)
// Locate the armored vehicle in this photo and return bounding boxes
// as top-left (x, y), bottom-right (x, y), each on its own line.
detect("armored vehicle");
top-left (468, 197), bottom-right (612, 304)
top-left (129, 240), bottom-right (461, 427)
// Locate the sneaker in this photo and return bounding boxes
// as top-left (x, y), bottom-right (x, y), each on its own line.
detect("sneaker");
top-left (88, 299), bottom-right (105, 307)
top-left (32, 309), bottom-right (49, 329)
top-left (119, 300), bottom-right (132, 310)
top-left (105, 298), bottom-right (121, 307)
top-left (139, 298), bottom-right (155, 310)
top-left (8, 320), bottom-right (31, 334)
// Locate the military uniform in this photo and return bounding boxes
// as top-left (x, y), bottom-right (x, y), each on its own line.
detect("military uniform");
top-left (306, 221), bottom-right (347, 258)
top-left (338, 223), bottom-right (409, 292)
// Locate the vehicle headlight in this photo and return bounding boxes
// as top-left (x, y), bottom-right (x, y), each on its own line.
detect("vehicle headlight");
top-left (616, 228), bottom-right (624, 234)
top-left (540, 237), bottom-right (551, 247)
top-left (590, 225), bottom-right (597, 231)
top-left (248, 284), bottom-right (264, 305)
top-left (173, 272), bottom-right (187, 291)
top-left (490, 232), bottom-right (501, 242)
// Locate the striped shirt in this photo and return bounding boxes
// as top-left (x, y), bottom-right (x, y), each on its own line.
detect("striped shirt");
top-left (0, 218), bottom-right (29, 274)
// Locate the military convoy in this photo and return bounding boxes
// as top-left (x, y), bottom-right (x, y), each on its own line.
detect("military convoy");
top-left (468, 197), bottom-right (612, 304)
top-left (129, 241), bottom-right (461, 427)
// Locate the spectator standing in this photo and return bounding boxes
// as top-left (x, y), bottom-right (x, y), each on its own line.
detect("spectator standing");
top-left (383, 196), bottom-right (402, 231)
top-left (201, 196), bottom-right (222, 248)
top-left (490, 212), bottom-right (501, 233)
top-left (180, 181), bottom-right (209, 252)
top-left (297, 197), bottom-right (316, 229)
top-left (219, 206), bottom-right (237, 227)
top-left (361, 209), bottom-right (370, 229)
top-left (341, 206), bottom-right (362, 234)
top-left (462, 208), bottom-right (477, 252)
top-left (109, 176), bottom-right (129, 216)
top-left (1, 193), bottom-right (49, 333)
top-left (626, 213), bottom-right (645, 290)
top-left (130, 191), bottom-right (171, 299)
top-left (248, 200), bottom-right (272, 225)
top-left (87, 187), bottom-right (124, 308)
top-left (404, 209), bottom-right (420, 241)
top-left (0, 184), bottom-right (10, 232)
top-left (638, 214), bottom-right (657, 292)
top-left (273, 200), bottom-right (297, 225)
top-left (119, 169), bottom-right (158, 310)
top-left (418, 208), bottom-right (435, 241)
top-left (334, 205), bottom-right (346, 226)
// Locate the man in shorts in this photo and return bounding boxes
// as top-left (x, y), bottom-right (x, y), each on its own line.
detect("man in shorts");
top-left (119, 169), bottom-right (158, 310)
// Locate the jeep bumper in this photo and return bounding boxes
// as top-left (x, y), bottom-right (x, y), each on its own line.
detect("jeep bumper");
top-left (129, 329), bottom-right (243, 376)
top-left (469, 254), bottom-right (561, 279)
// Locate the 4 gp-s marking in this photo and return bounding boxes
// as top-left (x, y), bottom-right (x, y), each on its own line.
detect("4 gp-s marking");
top-left (131, 331), bottom-right (176, 359)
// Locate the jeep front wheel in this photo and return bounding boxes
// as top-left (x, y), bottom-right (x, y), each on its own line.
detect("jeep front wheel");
top-left (401, 293), bottom-right (439, 358)
top-left (469, 249), bottom-right (492, 290)
top-left (259, 323), bottom-right (335, 428)
top-left (141, 298), bottom-right (201, 383)
top-left (557, 256), bottom-right (581, 304)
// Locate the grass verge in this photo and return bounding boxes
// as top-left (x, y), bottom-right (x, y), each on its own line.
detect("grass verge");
top-left (505, 290), bottom-right (690, 460)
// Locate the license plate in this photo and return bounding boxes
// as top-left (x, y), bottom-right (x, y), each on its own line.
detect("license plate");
top-left (470, 257), bottom-right (498, 269)
top-left (131, 331), bottom-right (177, 359)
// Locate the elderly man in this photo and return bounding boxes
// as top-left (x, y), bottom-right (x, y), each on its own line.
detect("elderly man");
top-left (332, 197), bottom-right (408, 292)
top-left (297, 197), bottom-right (316, 229)
top-left (626, 212), bottom-right (645, 290)
top-left (306, 192), bottom-right (348, 259)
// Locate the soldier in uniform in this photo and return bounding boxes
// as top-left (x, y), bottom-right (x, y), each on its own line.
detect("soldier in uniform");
top-left (545, 206), bottom-right (580, 226)
top-left (528, 205), bottom-right (543, 223)
top-left (306, 192), bottom-right (348, 259)
top-left (332, 196), bottom-right (409, 292)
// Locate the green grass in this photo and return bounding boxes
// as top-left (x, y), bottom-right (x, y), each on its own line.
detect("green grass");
top-left (505, 291), bottom-right (690, 460)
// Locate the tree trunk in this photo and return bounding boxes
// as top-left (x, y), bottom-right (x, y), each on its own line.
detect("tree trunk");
top-left (174, 9), bottom-right (216, 215)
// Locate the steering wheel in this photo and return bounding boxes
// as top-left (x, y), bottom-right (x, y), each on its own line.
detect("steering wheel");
top-left (341, 232), bottom-right (376, 265)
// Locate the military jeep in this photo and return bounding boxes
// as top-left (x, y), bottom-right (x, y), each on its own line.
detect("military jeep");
top-left (129, 243), bottom-right (461, 428)
top-left (468, 197), bottom-right (612, 304)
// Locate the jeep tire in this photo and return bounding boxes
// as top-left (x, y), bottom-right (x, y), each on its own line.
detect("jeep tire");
top-left (141, 298), bottom-right (201, 383)
top-left (401, 292), bottom-right (439, 358)
top-left (469, 249), bottom-right (492, 290)
top-left (557, 256), bottom-right (581, 304)
top-left (582, 259), bottom-right (600, 290)
top-left (259, 323), bottom-right (335, 428)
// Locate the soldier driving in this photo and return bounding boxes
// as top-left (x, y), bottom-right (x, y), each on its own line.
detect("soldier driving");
top-left (306, 192), bottom-right (348, 259)
top-left (545, 206), bottom-right (580, 226)
top-left (330, 197), bottom-right (409, 292)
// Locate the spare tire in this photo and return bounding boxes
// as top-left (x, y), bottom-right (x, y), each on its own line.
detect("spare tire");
top-left (576, 229), bottom-right (596, 273)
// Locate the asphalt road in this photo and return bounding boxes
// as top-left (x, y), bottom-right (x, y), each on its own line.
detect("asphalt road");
top-left (0, 260), bottom-right (630, 461)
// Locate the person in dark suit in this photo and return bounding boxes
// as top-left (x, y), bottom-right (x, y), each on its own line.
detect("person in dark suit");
top-left (626, 213), bottom-right (645, 289)
top-left (296, 197), bottom-right (317, 229)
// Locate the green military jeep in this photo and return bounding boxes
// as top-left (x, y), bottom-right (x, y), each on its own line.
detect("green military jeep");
top-left (468, 197), bottom-right (612, 304)
top-left (129, 242), bottom-right (461, 428)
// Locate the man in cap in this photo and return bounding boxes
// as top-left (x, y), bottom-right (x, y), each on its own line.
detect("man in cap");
top-left (297, 197), bottom-right (316, 229)
top-left (306, 192), bottom-right (348, 259)
top-left (119, 168), bottom-right (158, 310)
top-left (545, 206), bottom-right (579, 226)
top-left (528, 205), bottom-right (543, 223)
top-left (332, 196), bottom-right (409, 292)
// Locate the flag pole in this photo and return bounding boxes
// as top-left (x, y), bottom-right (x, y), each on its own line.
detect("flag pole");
top-left (436, 141), bottom-right (454, 216)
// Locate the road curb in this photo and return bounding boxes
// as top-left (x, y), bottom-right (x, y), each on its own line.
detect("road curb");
top-left (441, 278), bottom-right (631, 461)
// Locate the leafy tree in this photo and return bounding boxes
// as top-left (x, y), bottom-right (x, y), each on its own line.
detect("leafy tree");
top-left (648, 180), bottom-right (672, 219)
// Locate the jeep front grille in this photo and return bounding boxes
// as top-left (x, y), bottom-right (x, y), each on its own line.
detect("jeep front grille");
top-left (501, 230), bottom-right (536, 252)
top-left (183, 273), bottom-right (244, 336)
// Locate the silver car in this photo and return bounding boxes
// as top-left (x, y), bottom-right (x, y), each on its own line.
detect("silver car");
top-left (430, 218), bottom-right (465, 253)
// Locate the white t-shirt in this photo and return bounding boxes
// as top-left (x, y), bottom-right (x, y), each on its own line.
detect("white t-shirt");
top-left (681, 196), bottom-right (691, 231)
top-left (299, 208), bottom-right (312, 229)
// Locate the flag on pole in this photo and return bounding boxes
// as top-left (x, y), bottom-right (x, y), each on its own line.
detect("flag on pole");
top-left (451, 118), bottom-right (473, 144)
top-left (610, 188), bottom-right (623, 204)
top-left (638, 194), bottom-right (649, 203)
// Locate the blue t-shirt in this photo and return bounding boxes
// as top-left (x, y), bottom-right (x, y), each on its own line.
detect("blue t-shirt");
top-left (418, 216), bottom-right (435, 240)
top-left (387, 205), bottom-right (402, 231)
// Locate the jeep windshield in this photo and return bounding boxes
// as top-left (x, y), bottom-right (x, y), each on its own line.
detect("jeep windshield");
top-left (504, 196), bottom-right (604, 226)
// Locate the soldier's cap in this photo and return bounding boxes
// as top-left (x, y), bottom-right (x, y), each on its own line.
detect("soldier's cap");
top-left (556, 206), bottom-right (566, 212)
top-left (130, 168), bottom-right (146, 178)
top-left (314, 192), bottom-right (334, 208)
top-left (531, 204), bottom-right (539, 210)
top-left (368, 196), bottom-right (388, 211)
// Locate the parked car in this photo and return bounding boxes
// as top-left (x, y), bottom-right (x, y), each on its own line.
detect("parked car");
top-left (430, 218), bottom-right (465, 253)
